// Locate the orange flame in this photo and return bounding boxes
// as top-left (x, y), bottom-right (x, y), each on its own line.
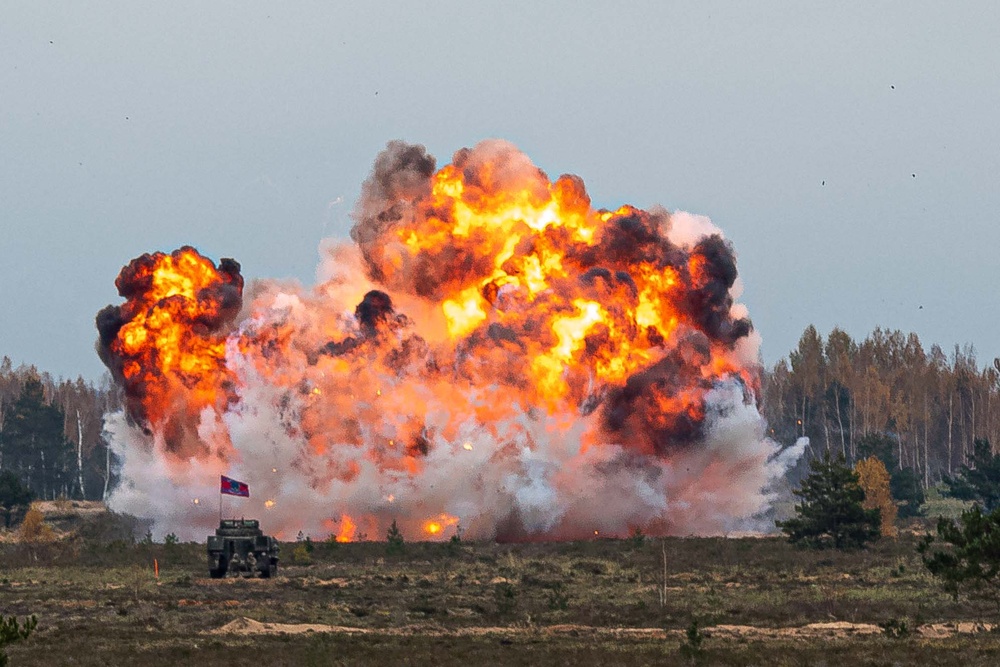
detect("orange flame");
top-left (422, 514), bottom-right (459, 537)
top-left (97, 247), bottom-right (242, 454)
top-left (335, 514), bottom-right (357, 543)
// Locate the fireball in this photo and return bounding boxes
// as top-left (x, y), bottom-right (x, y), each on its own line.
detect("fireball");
top-left (97, 139), bottom-right (787, 543)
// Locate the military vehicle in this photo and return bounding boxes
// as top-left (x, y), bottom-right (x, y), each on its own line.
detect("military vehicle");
top-left (207, 518), bottom-right (279, 578)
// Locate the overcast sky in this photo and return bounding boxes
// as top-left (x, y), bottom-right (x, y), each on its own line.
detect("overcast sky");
top-left (2, 2), bottom-right (999, 381)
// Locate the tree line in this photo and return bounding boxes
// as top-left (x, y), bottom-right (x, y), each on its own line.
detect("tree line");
top-left (0, 357), bottom-right (121, 502)
top-left (762, 325), bottom-right (1000, 488)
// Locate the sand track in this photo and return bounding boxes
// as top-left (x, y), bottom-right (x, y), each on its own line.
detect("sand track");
top-left (209, 617), bottom-right (996, 640)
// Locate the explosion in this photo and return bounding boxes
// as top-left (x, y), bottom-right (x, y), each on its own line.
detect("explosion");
top-left (98, 139), bottom-right (800, 541)
top-left (96, 247), bottom-right (243, 459)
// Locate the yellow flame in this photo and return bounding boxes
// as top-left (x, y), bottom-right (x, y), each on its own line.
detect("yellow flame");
top-left (442, 285), bottom-right (487, 338)
top-left (264, 499), bottom-right (275, 509)
top-left (336, 514), bottom-right (357, 543)
top-left (422, 513), bottom-right (459, 537)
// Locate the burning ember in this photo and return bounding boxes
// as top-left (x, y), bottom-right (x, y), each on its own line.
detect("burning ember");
top-left (98, 139), bottom-right (799, 542)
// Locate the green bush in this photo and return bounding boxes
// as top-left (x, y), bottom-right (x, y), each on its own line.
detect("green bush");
top-left (494, 581), bottom-right (518, 616)
top-left (919, 504), bottom-right (1000, 610)
top-left (290, 542), bottom-right (313, 565)
top-left (678, 619), bottom-right (704, 661)
top-left (0, 615), bottom-right (37, 667)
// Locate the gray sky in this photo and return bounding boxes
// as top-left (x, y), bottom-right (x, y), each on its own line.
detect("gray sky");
top-left (2, 2), bottom-right (999, 381)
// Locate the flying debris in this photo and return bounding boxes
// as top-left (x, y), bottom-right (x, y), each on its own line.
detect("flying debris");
top-left (97, 139), bottom-right (797, 542)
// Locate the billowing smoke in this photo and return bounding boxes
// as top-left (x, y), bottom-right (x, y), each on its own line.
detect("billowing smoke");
top-left (98, 140), bottom-right (801, 541)
top-left (95, 247), bottom-right (243, 459)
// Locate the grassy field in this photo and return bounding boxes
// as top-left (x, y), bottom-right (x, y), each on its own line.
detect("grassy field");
top-left (2, 527), bottom-right (1000, 665)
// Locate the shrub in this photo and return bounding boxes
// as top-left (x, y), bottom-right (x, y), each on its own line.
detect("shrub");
top-left (919, 504), bottom-right (1000, 612)
top-left (290, 542), bottom-right (313, 565)
top-left (879, 618), bottom-right (909, 638)
top-left (678, 619), bottom-right (704, 661)
top-left (0, 615), bottom-right (37, 667)
top-left (545, 582), bottom-right (570, 611)
top-left (494, 581), bottom-right (518, 616)
top-left (18, 507), bottom-right (55, 544)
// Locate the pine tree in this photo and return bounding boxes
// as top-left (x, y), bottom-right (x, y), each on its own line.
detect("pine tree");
top-left (855, 456), bottom-right (898, 536)
top-left (0, 471), bottom-right (32, 529)
top-left (0, 377), bottom-right (72, 500)
top-left (919, 505), bottom-right (1000, 611)
top-left (385, 519), bottom-right (405, 555)
top-left (946, 439), bottom-right (1000, 511)
top-left (777, 453), bottom-right (881, 549)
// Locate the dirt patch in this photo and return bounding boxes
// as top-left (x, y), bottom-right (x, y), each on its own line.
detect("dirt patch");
top-left (177, 599), bottom-right (241, 607)
top-left (56, 599), bottom-right (99, 610)
top-left (208, 618), bottom-right (1000, 641)
top-left (33, 501), bottom-right (107, 517)
top-left (299, 577), bottom-right (349, 588)
top-left (211, 617), bottom-right (369, 636)
top-left (193, 577), bottom-right (280, 586)
top-left (918, 622), bottom-right (996, 637)
top-left (706, 622), bottom-right (881, 639)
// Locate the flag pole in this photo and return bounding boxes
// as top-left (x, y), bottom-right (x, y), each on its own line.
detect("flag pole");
top-left (219, 486), bottom-right (223, 523)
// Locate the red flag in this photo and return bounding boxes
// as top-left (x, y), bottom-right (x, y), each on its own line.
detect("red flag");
top-left (220, 475), bottom-right (249, 497)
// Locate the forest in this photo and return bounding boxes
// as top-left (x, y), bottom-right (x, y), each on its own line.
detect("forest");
top-left (1, 323), bottom-right (997, 504)
top-left (762, 326), bottom-right (1000, 489)
top-left (0, 357), bottom-right (120, 501)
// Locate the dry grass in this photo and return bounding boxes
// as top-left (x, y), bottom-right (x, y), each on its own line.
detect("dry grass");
top-left (2, 530), bottom-right (999, 665)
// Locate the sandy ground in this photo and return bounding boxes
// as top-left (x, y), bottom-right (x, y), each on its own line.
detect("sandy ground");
top-left (209, 617), bottom-right (996, 640)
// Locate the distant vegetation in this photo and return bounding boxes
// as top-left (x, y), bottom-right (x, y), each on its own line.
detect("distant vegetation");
top-left (763, 325), bottom-right (1000, 490)
top-left (0, 357), bottom-right (121, 503)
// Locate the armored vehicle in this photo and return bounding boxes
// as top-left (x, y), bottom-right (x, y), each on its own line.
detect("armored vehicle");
top-left (207, 518), bottom-right (279, 578)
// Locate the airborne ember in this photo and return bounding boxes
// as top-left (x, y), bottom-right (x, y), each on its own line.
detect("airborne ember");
top-left (98, 139), bottom-right (800, 541)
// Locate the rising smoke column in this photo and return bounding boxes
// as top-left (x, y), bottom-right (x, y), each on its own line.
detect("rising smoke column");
top-left (97, 140), bottom-right (800, 541)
